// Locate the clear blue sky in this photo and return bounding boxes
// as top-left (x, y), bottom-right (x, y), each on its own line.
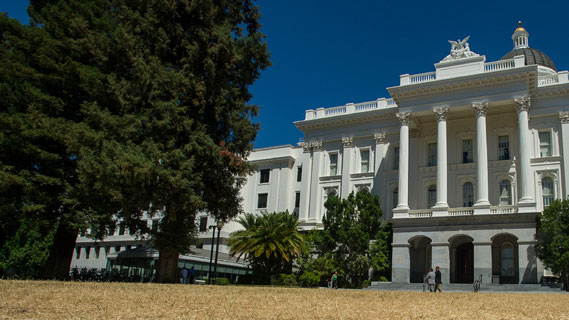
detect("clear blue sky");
top-left (3, 1), bottom-right (569, 149)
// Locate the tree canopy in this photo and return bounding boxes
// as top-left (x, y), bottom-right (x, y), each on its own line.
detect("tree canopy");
top-left (536, 199), bottom-right (569, 291)
top-left (0, 0), bottom-right (270, 282)
top-left (313, 189), bottom-right (391, 287)
top-left (229, 211), bottom-right (306, 283)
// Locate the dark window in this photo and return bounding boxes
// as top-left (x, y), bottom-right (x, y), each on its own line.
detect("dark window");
top-left (260, 169), bottom-right (270, 183)
top-left (393, 147), bottom-right (399, 170)
top-left (428, 143), bottom-right (437, 167)
top-left (295, 192), bottom-right (301, 209)
top-left (85, 247), bottom-right (90, 259)
top-left (151, 219), bottom-right (159, 232)
top-left (498, 136), bottom-right (510, 160)
top-left (126, 245), bottom-right (131, 251)
top-left (94, 247), bottom-right (100, 259)
top-left (118, 222), bottom-right (125, 235)
top-left (258, 193), bottom-right (268, 208)
top-left (76, 247), bottom-right (81, 259)
top-left (115, 246), bottom-right (121, 253)
top-left (297, 166), bottom-right (302, 182)
top-left (199, 216), bottom-right (208, 232)
top-left (462, 139), bottom-right (473, 163)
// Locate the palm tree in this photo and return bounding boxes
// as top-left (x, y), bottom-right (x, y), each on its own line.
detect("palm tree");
top-left (229, 211), bottom-right (306, 279)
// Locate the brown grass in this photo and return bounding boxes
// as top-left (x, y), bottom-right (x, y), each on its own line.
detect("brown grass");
top-left (0, 280), bottom-right (568, 319)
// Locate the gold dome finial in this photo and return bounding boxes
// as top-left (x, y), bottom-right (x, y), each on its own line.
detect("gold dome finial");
top-left (515, 21), bottom-right (526, 33)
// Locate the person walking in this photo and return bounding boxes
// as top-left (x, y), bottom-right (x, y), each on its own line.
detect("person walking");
top-left (189, 266), bottom-right (196, 284)
top-left (425, 268), bottom-right (436, 292)
top-left (435, 266), bottom-right (443, 292)
top-left (180, 267), bottom-right (188, 284)
top-left (331, 271), bottom-right (338, 289)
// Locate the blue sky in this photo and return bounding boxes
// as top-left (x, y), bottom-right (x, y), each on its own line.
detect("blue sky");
top-left (3, 1), bottom-right (569, 149)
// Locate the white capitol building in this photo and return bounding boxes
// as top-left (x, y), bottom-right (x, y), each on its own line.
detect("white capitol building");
top-left (73, 24), bottom-right (568, 285)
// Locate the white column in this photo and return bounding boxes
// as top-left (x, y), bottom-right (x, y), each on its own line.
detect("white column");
top-left (473, 102), bottom-right (490, 207)
top-left (341, 137), bottom-right (353, 198)
top-left (559, 111), bottom-right (569, 199)
top-left (373, 133), bottom-right (387, 201)
top-left (514, 97), bottom-right (534, 204)
top-left (300, 142), bottom-right (313, 221)
top-left (433, 107), bottom-right (449, 209)
top-left (394, 112), bottom-right (410, 214)
top-left (308, 141), bottom-right (323, 221)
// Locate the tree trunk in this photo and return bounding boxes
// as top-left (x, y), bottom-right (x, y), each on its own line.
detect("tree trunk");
top-left (155, 250), bottom-right (179, 283)
top-left (40, 220), bottom-right (77, 280)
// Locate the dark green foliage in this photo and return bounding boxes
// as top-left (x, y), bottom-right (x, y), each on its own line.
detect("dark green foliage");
top-left (298, 271), bottom-right (320, 288)
top-left (536, 199), bottom-right (569, 291)
top-left (215, 277), bottom-right (230, 285)
top-left (313, 189), bottom-right (391, 288)
top-left (270, 273), bottom-right (297, 287)
top-left (229, 211), bottom-right (306, 283)
top-left (1, 0), bottom-right (269, 282)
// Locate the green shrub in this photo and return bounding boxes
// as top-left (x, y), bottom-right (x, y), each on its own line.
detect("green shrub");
top-left (271, 274), bottom-right (297, 287)
top-left (361, 280), bottom-right (371, 288)
top-left (215, 278), bottom-right (230, 285)
top-left (299, 271), bottom-right (320, 287)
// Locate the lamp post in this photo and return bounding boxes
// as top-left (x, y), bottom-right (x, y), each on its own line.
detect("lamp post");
top-left (207, 224), bottom-right (217, 285)
top-left (213, 220), bottom-right (224, 284)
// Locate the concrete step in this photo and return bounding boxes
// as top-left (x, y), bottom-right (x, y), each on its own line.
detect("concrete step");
top-left (366, 282), bottom-right (567, 293)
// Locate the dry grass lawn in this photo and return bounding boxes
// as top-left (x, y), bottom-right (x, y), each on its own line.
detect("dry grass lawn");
top-left (1, 280), bottom-right (568, 319)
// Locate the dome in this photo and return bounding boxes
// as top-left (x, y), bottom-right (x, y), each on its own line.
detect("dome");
top-left (501, 48), bottom-right (557, 71)
top-left (500, 22), bottom-right (556, 71)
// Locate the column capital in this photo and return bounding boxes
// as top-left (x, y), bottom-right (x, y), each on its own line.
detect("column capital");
top-left (341, 137), bottom-right (353, 148)
top-left (374, 133), bottom-right (387, 144)
top-left (433, 107), bottom-right (449, 121)
top-left (302, 140), bottom-right (322, 153)
top-left (472, 102), bottom-right (488, 117)
top-left (514, 96), bottom-right (531, 113)
top-left (559, 111), bottom-right (569, 124)
top-left (396, 112), bottom-right (411, 126)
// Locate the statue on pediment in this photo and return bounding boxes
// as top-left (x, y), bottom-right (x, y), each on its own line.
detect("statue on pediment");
top-left (441, 35), bottom-right (479, 62)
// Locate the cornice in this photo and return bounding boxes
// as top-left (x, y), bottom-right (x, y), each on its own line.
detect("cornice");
top-left (294, 108), bottom-right (397, 131)
top-left (388, 66), bottom-right (538, 104)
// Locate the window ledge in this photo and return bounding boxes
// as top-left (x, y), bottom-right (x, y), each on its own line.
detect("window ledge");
top-left (319, 175), bottom-right (342, 182)
top-left (350, 172), bottom-right (374, 179)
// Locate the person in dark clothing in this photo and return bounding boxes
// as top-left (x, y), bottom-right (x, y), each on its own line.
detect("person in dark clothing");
top-left (189, 266), bottom-right (196, 284)
top-left (435, 266), bottom-right (443, 292)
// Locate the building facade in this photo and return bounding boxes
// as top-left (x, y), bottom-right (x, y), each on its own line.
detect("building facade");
top-left (72, 24), bottom-right (568, 284)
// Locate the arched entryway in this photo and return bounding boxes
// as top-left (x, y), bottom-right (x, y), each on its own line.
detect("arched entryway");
top-left (449, 235), bottom-right (474, 283)
top-left (491, 233), bottom-right (519, 284)
top-left (409, 236), bottom-right (432, 283)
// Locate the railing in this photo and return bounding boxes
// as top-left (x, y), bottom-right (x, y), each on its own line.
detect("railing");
top-left (538, 74), bottom-right (559, 86)
top-left (490, 206), bottom-right (518, 214)
top-left (484, 59), bottom-right (515, 72)
top-left (354, 101), bottom-right (377, 111)
top-left (386, 98), bottom-right (396, 106)
top-left (324, 105), bottom-right (346, 116)
top-left (410, 71), bottom-right (436, 84)
top-left (409, 209), bottom-right (432, 218)
top-left (449, 208), bottom-right (474, 216)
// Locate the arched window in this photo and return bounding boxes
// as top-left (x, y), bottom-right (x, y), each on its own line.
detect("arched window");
top-left (499, 180), bottom-right (512, 205)
top-left (501, 243), bottom-right (514, 277)
top-left (392, 187), bottom-right (398, 209)
top-left (542, 177), bottom-right (554, 207)
top-left (428, 185), bottom-right (436, 208)
top-left (463, 182), bottom-right (473, 207)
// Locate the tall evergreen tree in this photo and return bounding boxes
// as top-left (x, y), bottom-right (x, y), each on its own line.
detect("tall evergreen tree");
top-left (5, 0), bottom-right (271, 282)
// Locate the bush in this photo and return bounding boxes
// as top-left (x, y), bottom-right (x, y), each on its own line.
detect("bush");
top-left (361, 280), bottom-right (371, 288)
top-left (216, 278), bottom-right (230, 285)
top-left (271, 274), bottom-right (297, 287)
top-left (298, 271), bottom-right (320, 288)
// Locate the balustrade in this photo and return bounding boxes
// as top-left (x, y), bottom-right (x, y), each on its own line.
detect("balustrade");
top-left (410, 71), bottom-right (436, 84)
top-left (484, 59), bottom-right (515, 72)
top-left (538, 74), bottom-right (559, 86)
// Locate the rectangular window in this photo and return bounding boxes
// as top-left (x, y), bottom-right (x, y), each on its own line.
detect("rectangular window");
top-left (428, 143), bottom-right (437, 167)
top-left (428, 186), bottom-right (437, 208)
top-left (76, 247), bottom-right (81, 259)
top-left (498, 136), bottom-right (510, 160)
top-left (115, 246), bottom-right (121, 253)
top-left (199, 216), bottom-right (208, 232)
top-left (462, 139), bottom-right (473, 163)
top-left (295, 192), bottom-right (301, 209)
top-left (539, 131), bottom-right (552, 157)
top-left (329, 153), bottom-right (338, 176)
top-left (257, 193), bottom-right (268, 209)
top-left (393, 147), bottom-right (399, 170)
top-left (297, 166), bottom-right (302, 182)
top-left (105, 246), bottom-right (110, 256)
top-left (360, 150), bottom-right (370, 173)
top-left (85, 247), bottom-right (90, 259)
top-left (118, 222), bottom-right (125, 235)
top-left (94, 247), bottom-right (100, 259)
top-left (151, 219), bottom-right (159, 232)
top-left (260, 169), bottom-right (270, 183)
